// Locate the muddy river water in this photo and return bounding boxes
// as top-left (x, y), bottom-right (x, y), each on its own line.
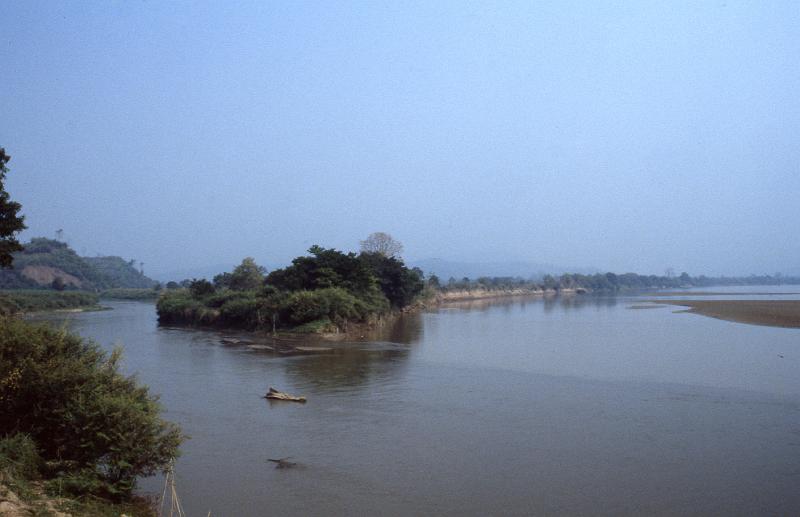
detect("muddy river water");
top-left (37, 287), bottom-right (800, 515)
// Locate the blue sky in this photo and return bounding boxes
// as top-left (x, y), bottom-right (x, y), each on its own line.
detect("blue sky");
top-left (2, 1), bottom-right (798, 278)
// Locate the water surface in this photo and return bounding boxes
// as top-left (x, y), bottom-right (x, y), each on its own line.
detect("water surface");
top-left (35, 289), bottom-right (800, 515)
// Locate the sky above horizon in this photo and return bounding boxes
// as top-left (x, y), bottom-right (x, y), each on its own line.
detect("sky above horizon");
top-left (2, 1), bottom-right (798, 279)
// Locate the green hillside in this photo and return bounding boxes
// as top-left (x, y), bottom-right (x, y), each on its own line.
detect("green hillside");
top-left (0, 238), bottom-right (156, 290)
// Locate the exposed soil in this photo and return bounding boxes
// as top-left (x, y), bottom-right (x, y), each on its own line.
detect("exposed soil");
top-left (20, 266), bottom-right (83, 288)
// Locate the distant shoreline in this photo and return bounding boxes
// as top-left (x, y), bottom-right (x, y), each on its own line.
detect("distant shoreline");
top-left (654, 300), bottom-right (800, 329)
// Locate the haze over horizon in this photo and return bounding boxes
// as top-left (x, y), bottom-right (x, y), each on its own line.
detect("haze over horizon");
top-left (2, 1), bottom-right (798, 279)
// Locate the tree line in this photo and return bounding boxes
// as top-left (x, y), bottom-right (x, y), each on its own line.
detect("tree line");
top-left (434, 271), bottom-right (800, 293)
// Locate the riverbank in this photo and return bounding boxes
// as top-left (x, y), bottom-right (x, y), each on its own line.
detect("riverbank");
top-left (0, 318), bottom-right (181, 516)
top-left (100, 287), bottom-right (160, 300)
top-left (0, 290), bottom-right (102, 315)
top-left (655, 300), bottom-right (800, 328)
top-left (0, 479), bottom-right (154, 516)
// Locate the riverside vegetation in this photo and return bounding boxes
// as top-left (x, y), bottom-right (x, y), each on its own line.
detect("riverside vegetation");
top-left (157, 246), bottom-right (425, 333)
top-left (0, 290), bottom-right (101, 316)
top-left (0, 316), bottom-right (183, 515)
top-left (0, 237), bottom-right (162, 314)
top-left (0, 147), bottom-right (181, 515)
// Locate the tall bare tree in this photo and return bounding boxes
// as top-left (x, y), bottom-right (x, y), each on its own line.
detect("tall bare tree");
top-left (359, 232), bottom-right (404, 258)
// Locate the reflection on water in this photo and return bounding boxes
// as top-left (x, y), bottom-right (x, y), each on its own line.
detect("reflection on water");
top-left (282, 344), bottom-right (412, 391)
top-left (33, 294), bottom-right (800, 516)
top-left (437, 293), bottom-right (620, 314)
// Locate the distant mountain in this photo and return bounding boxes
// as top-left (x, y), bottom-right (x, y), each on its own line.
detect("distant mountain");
top-left (0, 238), bottom-right (156, 290)
top-left (410, 258), bottom-right (598, 281)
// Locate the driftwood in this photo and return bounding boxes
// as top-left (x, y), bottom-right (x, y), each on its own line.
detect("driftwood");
top-left (264, 387), bottom-right (306, 403)
top-left (276, 346), bottom-right (333, 356)
top-left (220, 338), bottom-right (253, 346)
top-left (292, 346), bottom-right (332, 353)
top-left (267, 457), bottom-right (297, 469)
top-left (248, 344), bottom-right (276, 352)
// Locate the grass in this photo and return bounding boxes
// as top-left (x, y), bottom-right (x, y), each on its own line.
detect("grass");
top-left (0, 290), bottom-right (100, 315)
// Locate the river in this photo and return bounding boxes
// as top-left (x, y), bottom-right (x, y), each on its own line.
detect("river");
top-left (34, 288), bottom-right (800, 515)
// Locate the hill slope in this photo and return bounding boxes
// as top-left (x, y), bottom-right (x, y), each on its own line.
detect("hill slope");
top-left (0, 238), bottom-right (156, 290)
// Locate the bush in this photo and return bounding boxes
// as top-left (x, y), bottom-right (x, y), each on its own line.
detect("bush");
top-left (283, 288), bottom-right (385, 327)
top-left (0, 433), bottom-right (41, 481)
top-left (0, 318), bottom-right (183, 499)
top-left (189, 279), bottom-right (215, 298)
top-left (219, 296), bottom-right (260, 328)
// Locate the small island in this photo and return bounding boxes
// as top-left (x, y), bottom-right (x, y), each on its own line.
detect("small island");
top-left (157, 236), bottom-right (426, 334)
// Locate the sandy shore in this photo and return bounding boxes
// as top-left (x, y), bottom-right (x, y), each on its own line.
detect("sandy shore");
top-left (655, 300), bottom-right (800, 328)
top-left (647, 291), bottom-right (800, 297)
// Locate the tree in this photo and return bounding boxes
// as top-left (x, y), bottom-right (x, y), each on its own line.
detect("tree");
top-left (228, 257), bottom-right (266, 291)
top-left (359, 232), bottom-right (403, 258)
top-left (51, 276), bottom-right (66, 291)
top-left (359, 252), bottom-right (424, 308)
top-left (189, 278), bottom-right (215, 298)
top-left (266, 246), bottom-right (376, 295)
top-left (213, 271), bottom-right (233, 289)
top-left (0, 318), bottom-right (183, 498)
top-left (0, 148), bottom-right (26, 268)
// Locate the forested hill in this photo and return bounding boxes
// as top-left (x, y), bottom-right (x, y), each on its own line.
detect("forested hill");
top-left (0, 238), bottom-right (156, 290)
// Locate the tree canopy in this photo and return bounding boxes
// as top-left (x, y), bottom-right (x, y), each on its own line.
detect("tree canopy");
top-left (359, 232), bottom-right (403, 258)
top-left (229, 257), bottom-right (266, 291)
top-left (0, 148), bottom-right (26, 268)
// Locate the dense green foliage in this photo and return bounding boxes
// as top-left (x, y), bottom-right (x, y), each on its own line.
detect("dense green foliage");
top-left (157, 246), bottom-right (424, 332)
top-left (189, 278), bottom-right (215, 297)
top-left (359, 252), bottom-right (424, 308)
top-left (0, 318), bottom-right (183, 500)
top-left (0, 238), bottom-right (156, 290)
top-left (0, 290), bottom-right (100, 315)
top-left (84, 256), bottom-right (156, 289)
top-left (0, 433), bottom-right (41, 482)
top-left (0, 148), bottom-right (26, 268)
top-left (214, 257), bottom-right (265, 291)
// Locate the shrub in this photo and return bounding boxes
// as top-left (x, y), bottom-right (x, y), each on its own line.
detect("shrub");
top-left (283, 288), bottom-right (387, 328)
top-left (0, 318), bottom-right (183, 499)
top-left (219, 296), bottom-right (260, 328)
top-left (0, 433), bottom-right (41, 481)
top-left (284, 290), bottom-right (330, 324)
top-left (0, 290), bottom-right (99, 315)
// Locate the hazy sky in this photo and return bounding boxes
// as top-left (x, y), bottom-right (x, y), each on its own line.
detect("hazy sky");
top-left (2, 1), bottom-right (798, 278)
